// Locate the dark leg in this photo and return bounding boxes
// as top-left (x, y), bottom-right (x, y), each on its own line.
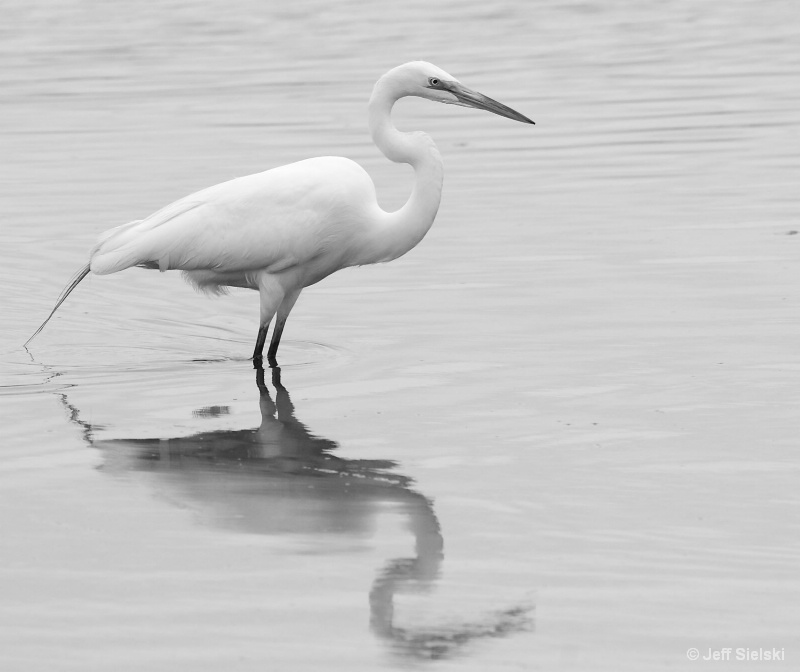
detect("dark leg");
top-left (266, 315), bottom-right (287, 368)
top-left (266, 289), bottom-right (301, 368)
top-left (253, 324), bottom-right (269, 365)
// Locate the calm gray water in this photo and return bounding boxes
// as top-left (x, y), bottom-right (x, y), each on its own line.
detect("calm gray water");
top-left (2, 1), bottom-right (799, 670)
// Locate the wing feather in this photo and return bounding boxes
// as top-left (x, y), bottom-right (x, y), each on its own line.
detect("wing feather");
top-left (89, 157), bottom-right (375, 277)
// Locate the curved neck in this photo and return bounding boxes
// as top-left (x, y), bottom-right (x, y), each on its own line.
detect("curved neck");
top-left (365, 80), bottom-right (444, 263)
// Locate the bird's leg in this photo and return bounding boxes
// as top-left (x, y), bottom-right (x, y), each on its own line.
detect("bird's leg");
top-left (253, 325), bottom-right (269, 366)
top-left (266, 289), bottom-right (302, 368)
top-left (254, 275), bottom-right (286, 366)
top-left (266, 317), bottom-right (286, 368)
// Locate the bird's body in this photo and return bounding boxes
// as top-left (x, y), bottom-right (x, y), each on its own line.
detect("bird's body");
top-left (26, 62), bottom-right (533, 364)
top-left (94, 157), bottom-right (383, 288)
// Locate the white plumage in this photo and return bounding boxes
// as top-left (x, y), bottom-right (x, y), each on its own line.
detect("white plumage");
top-left (26, 61), bottom-right (533, 364)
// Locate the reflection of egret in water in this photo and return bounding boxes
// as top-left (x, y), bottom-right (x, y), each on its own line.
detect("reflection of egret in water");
top-left (61, 366), bottom-right (532, 660)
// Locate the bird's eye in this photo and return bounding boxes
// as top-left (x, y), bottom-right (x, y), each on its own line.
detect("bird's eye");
top-left (428, 77), bottom-right (440, 87)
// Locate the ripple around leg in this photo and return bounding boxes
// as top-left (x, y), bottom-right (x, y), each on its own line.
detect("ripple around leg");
top-left (12, 337), bottom-right (352, 383)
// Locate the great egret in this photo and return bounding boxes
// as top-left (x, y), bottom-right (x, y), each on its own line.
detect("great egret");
top-left (26, 61), bottom-right (533, 365)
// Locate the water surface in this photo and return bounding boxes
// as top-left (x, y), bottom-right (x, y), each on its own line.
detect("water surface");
top-left (2, 1), bottom-right (800, 670)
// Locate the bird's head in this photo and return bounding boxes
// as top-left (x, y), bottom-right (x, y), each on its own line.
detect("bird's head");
top-left (380, 61), bottom-right (534, 125)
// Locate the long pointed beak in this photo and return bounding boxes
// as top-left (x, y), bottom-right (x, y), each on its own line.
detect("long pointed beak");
top-left (448, 83), bottom-right (534, 125)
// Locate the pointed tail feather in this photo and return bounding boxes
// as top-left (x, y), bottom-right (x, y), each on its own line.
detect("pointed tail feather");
top-left (24, 264), bottom-right (91, 347)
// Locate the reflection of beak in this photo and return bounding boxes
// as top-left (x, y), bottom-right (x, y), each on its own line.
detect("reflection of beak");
top-left (448, 82), bottom-right (534, 125)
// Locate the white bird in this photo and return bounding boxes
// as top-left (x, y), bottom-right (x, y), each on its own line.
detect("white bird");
top-left (26, 61), bottom-right (533, 365)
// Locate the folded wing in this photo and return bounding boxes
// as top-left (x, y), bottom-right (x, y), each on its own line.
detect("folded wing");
top-left (89, 157), bottom-right (375, 277)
